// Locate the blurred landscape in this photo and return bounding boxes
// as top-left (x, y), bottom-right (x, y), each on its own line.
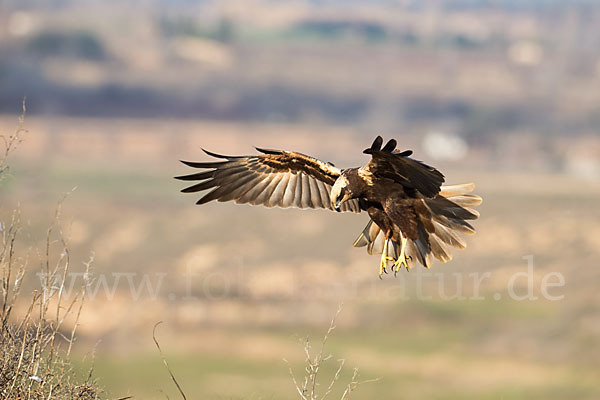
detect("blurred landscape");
top-left (1, 0), bottom-right (600, 399)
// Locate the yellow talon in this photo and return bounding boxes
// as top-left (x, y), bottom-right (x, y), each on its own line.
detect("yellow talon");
top-left (378, 239), bottom-right (395, 276)
top-left (392, 237), bottom-right (410, 272)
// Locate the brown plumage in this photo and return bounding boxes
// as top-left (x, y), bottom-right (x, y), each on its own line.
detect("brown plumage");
top-left (176, 136), bottom-right (482, 274)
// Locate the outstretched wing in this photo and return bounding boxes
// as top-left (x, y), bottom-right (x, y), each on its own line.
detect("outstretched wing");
top-left (176, 148), bottom-right (361, 212)
top-left (361, 136), bottom-right (445, 198)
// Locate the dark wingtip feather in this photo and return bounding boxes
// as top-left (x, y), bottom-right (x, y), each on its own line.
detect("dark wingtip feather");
top-left (364, 136), bottom-right (384, 154)
top-left (394, 149), bottom-right (413, 157)
top-left (382, 139), bottom-right (397, 152)
top-left (180, 159), bottom-right (228, 168)
top-left (196, 189), bottom-right (218, 205)
top-left (374, 136), bottom-right (384, 148)
top-left (202, 148), bottom-right (245, 159)
top-left (202, 148), bottom-right (226, 158)
top-left (180, 179), bottom-right (217, 193)
top-left (174, 170), bottom-right (215, 181)
top-left (255, 147), bottom-right (283, 155)
top-left (372, 136), bottom-right (383, 150)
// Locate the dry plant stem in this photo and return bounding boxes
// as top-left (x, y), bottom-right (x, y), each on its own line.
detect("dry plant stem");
top-left (306, 305), bottom-right (342, 398)
top-left (0, 98), bottom-right (26, 176)
top-left (341, 368), bottom-right (381, 400)
top-left (1, 209), bottom-right (23, 331)
top-left (4, 223), bottom-right (97, 398)
top-left (321, 359), bottom-right (345, 400)
top-left (285, 361), bottom-right (308, 400)
top-left (67, 253), bottom-right (94, 358)
top-left (2, 207), bottom-right (100, 397)
top-left (153, 321), bottom-right (188, 400)
top-left (286, 304), bottom-right (380, 400)
top-left (1, 104), bottom-right (106, 399)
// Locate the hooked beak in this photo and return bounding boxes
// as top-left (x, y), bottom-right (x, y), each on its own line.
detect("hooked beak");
top-left (334, 200), bottom-right (342, 212)
top-left (332, 193), bottom-right (350, 212)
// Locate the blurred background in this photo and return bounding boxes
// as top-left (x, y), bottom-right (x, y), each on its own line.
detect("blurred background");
top-left (1, 0), bottom-right (600, 398)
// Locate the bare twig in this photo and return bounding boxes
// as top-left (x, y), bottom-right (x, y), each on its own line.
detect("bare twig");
top-left (285, 304), bottom-right (379, 400)
top-left (0, 98), bottom-right (27, 178)
top-left (153, 321), bottom-right (188, 400)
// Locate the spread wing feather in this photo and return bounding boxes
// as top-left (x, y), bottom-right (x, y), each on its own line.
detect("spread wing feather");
top-left (176, 148), bottom-right (361, 213)
top-left (362, 136), bottom-right (445, 198)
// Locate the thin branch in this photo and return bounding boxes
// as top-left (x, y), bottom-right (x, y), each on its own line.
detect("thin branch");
top-left (153, 322), bottom-right (188, 400)
top-left (321, 359), bottom-right (345, 400)
top-left (284, 358), bottom-right (309, 400)
top-left (285, 304), bottom-right (379, 400)
top-left (0, 98), bottom-right (27, 176)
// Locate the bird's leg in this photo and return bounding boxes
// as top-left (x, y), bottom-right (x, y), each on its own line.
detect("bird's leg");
top-left (392, 236), bottom-right (410, 272)
top-left (378, 238), bottom-right (395, 276)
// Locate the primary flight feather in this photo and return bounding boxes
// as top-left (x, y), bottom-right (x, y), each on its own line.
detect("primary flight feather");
top-left (176, 136), bottom-right (482, 275)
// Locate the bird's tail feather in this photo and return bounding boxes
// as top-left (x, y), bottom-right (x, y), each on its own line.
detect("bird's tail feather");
top-left (415, 183), bottom-right (481, 266)
top-left (353, 219), bottom-right (381, 255)
top-left (353, 183), bottom-right (481, 269)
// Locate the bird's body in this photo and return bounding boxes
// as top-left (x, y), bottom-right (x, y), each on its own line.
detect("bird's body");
top-left (176, 136), bottom-right (481, 274)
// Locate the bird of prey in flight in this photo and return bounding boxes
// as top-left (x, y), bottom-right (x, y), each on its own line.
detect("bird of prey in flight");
top-left (176, 136), bottom-right (481, 275)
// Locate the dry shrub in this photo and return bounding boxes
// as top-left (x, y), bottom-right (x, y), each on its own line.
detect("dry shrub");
top-left (285, 305), bottom-right (379, 400)
top-left (0, 108), bottom-right (111, 400)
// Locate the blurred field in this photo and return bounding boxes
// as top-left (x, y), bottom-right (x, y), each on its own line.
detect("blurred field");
top-left (2, 0), bottom-right (600, 398)
top-left (2, 115), bottom-right (599, 399)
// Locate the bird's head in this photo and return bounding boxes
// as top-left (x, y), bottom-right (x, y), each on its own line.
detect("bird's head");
top-left (330, 174), bottom-right (353, 212)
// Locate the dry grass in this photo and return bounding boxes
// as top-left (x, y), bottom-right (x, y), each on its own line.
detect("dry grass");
top-left (0, 215), bottom-right (101, 399)
top-left (147, 306), bottom-right (379, 400)
top-left (285, 305), bottom-right (379, 400)
top-left (0, 111), bottom-right (116, 400)
top-left (152, 322), bottom-right (187, 400)
top-left (0, 100), bottom-right (26, 179)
